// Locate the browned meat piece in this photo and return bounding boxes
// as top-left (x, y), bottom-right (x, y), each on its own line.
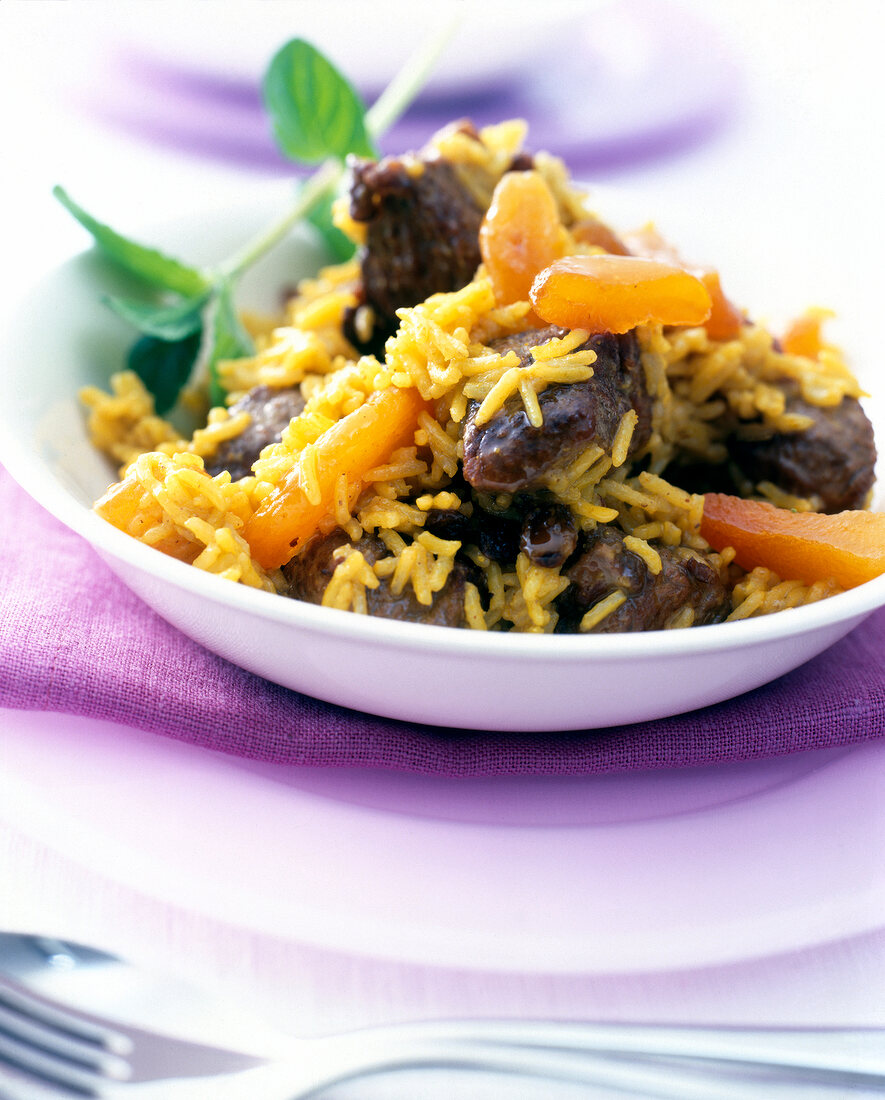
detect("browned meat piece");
top-left (204, 385), bottom-right (305, 481)
top-left (283, 529), bottom-right (471, 628)
top-left (731, 386), bottom-right (876, 512)
top-left (462, 328), bottom-right (652, 493)
top-left (422, 475), bottom-right (576, 568)
top-left (283, 529), bottom-right (365, 604)
top-left (344, 156), bottom-right (486, 355)
top-left (368, 560), bottom-right (472, 628)
top-left (556, 527), bottom-right (729, 633)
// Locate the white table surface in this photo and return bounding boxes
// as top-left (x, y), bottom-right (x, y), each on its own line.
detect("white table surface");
top-left (2, 2), bottom-right (884, 1096)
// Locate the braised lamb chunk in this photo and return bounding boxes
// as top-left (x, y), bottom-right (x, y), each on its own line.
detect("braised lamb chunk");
top-left (204, 385), bottom-right (306, 481)
top-left (555, 527), bottom-right (730, 633)
top-left (368, 558), bottom-right (473, 628)
top-left (282, 529), bottom-right (473, 628)
top-left (344, 156), bottom-right (487, 355)
top-left (462, 328), bottom-right (652, 493)
top-left (730, 385), bottom-right (876, 513)
top-left (283, 528), bottom-right (367, 604)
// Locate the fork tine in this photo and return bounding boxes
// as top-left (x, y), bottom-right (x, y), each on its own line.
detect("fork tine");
top-left (0, 983), bottom-right (132, 1055)
top-left (0, 1004), bottom-right (131, 1078)
top-left (0, 981), bottom-right (133, 1096)
top-left (0, 1029), bottom-right (112, 1096)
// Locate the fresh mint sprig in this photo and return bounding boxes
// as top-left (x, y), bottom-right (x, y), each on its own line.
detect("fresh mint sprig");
top-left (102, 293), bottom-right (208, 342)
top-left (263, 38), bottom-right (378, 164)
top-left (127, 329), bottom-right (203, 417)
top-left (205, 280), bottom-right (254, 410)
top-left (54, 24), bottom-right (456, 415)
top-left (52, 186), bottom-right (210, 299)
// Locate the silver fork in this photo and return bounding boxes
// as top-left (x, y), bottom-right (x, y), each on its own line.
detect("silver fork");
top-left (2, 975), bottom-right (885, 1099)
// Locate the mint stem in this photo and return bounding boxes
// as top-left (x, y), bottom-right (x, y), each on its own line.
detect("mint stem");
top-left (365, 17), bottom-right (460, 138)
top-left (217, 157), bottom-right (342, 281)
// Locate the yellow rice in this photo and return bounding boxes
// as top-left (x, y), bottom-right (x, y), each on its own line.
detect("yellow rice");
top-left (81, 121), bottom-right (866, 630)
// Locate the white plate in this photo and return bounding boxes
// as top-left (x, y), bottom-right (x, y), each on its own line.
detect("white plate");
top-left (0, 190), bottom-right (882, 732)
top-left (2, 706), bottom-right (884, 974)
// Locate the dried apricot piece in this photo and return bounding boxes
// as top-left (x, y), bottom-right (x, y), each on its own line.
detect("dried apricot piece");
top-left (530, 254), bottom-right (712, 335)
top-left (698, 269), bottom-right (744, 341)
top-left (244, 385), bottom-right (430, 569)
top-left (782, 308), bottom-right (836, 359)
top-left (479, 171), bottom-right (564, 308)
top-left (701, 493), bottom-right (885, 589)
top-left (619, 226), bottom-right (742, 341)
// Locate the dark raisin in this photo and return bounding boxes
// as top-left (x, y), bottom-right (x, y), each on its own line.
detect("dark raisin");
top-left (477, 516), bottom-right (521, 563)
top-left (519, 503), bottom-right (578, 568)
top-left (423, 508), bottom-right (474, 543)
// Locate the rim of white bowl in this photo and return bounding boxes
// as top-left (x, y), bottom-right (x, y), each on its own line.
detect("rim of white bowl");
top-left (3, 423), bottom-right (883, 664)
top-left (2, 192), bottom-right (883, 666)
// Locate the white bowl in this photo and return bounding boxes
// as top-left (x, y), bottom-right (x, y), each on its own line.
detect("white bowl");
top-left (1, 193), bottom-right (883, 732)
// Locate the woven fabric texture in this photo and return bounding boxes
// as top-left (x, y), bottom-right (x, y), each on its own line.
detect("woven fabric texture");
top-left (2, 466), bottom-right (882, 775)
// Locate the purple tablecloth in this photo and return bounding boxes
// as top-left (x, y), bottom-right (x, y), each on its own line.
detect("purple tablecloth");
top-left (1, 464), bottom-right (882, 775)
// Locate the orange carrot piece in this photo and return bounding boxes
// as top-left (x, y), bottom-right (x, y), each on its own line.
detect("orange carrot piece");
top-left (244, 385), bottom-right (429, 570)
top-left (701, 493), bottom-right (885, 589)
top-left (479, 170), bottom-right (564, 311)
top-left (529, 254), bottom-right (712, 335)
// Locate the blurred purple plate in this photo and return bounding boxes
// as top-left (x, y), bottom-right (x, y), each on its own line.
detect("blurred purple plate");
top-left (76, 0), bottom-right (593, 97)
top-left (1, 707), bottom-right (883, 973)
top-left (74, 1), bottom-right (740, 176)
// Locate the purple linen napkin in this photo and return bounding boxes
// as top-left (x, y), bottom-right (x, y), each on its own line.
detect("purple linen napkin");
top-left (1, 464), bottom-right (883, 776)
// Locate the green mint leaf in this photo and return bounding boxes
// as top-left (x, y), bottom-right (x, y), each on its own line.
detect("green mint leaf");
top-left (306, 197), bottom-right (356, 262)
top-left (127, 329), bottom-right (203, 416)
top-left (104, 293), bottom-right (208, 341)
top-left (263, 38), bottom-right (378, 164)
top-left (53, 186), bottom-right (210, 298)
top-left (219, 27), bottom-right (454, 282)
top-left (206, 281), bottom-right (254, 409)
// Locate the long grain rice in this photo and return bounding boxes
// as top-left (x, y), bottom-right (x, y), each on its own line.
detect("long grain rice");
top-left (580, 591), bottom-right (628, 632)
top-left (83, 120), bottom-right (868, 629)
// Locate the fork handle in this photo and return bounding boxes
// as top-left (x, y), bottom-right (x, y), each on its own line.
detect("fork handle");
top-left (193, 1036), bottom-right (885, 1100)
top-left (373, 1020), bottom-right (885, 1079)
